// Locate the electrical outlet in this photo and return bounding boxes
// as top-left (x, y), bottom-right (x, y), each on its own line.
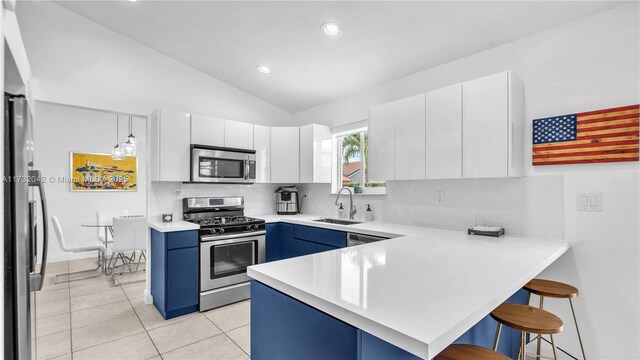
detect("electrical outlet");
top-left (577, 192), bottom-right (602, 211)
top-left (435, 191), bottom-right (445, 205)
top-left (173, 188), bottom-right (182, 197)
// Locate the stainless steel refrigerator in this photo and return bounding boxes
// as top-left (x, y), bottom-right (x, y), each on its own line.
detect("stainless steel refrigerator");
top-left (4, 93), bottom-right (49, 359)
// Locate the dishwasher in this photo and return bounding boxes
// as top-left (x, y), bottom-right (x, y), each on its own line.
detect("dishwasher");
top-left (347, 232), bottom-right (390, 247)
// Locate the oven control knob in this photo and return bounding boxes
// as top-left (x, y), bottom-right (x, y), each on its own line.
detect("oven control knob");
top-left (252, 224), bottom-right (259, 230)
top-left (218, 228), bottom-right (225, 234)
top-left (209, 228), bottom-right (218, 235)
top-left (246, 225), bottom-right (252, 231)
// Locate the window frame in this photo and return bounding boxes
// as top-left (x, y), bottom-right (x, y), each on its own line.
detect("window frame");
top-left (332, 127), bottom-right (385, 195)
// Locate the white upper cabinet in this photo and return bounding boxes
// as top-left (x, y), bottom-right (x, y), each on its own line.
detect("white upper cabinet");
top-left (425, 83), bottom-right (462, 179)
top-left (299, 124), bottom-right (332, 183)
top-left (395, 94), bottom-right (426, 180)
top-left (149, 108), bottom-right (191, 182)
top-left (191, 113), bottom-right (225, 147)
top-left (225, 120), bottom-right (254, 150)
top-left (253, 125), bottom-right (271, 183)
top-left (271, 127), bottom-right (300, 183)
top-left (462, 71), bottom-right (523, 178)
top-left (369, 102), bottom-right (395, 181)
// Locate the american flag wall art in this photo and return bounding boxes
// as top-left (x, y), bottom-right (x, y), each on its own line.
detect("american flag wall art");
top-left (532, 104), bottom-right (639, 165)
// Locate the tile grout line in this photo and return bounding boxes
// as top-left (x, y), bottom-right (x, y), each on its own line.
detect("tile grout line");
top-left (223, 331), bottom-right (250, 359)
top-left (201, 310), bottom-right (250, 358)
top-left (122, 280), bottom-right (163, 359)
top-left (68, 261), bottom-right (74, 360)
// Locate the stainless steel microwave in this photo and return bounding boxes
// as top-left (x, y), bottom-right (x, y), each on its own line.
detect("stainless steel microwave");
top-left (191, 145), bottom-right (256, 184)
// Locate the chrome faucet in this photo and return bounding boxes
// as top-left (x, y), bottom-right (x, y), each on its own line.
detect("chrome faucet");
top-left (335, 187), bottom-right (357, 220)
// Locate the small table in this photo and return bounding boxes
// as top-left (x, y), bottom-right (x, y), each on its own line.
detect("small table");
top-left (80, 221), bottom-right (113, 274)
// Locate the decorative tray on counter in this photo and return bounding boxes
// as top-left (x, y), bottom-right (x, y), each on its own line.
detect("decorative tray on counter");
top-left (467, 226), bottom-right (505, 237)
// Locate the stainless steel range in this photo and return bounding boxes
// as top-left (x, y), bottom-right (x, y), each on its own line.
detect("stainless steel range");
top-left (183, 197), bottom-right (265, 311)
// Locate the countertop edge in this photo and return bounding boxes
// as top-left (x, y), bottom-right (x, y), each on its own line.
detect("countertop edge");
top-left (247, 268), bottom-right (430, 359)
top-left (148, 220), bottom-right (200, 233)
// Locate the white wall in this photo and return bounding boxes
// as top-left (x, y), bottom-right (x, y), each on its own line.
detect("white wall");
top-left (149, 182), bottom-right (277, 223)
top-left (33, 102), bottom-right (147, 262)
top-left (16, 0), bottom-right (292, 126)
top-left (294, 3), bottom-right (640, 359)
top-left (302, 176), bottom-right (564, 238)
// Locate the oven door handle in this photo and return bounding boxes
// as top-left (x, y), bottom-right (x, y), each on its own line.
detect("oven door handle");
top-left (201, 231), bottom-right (266, 243)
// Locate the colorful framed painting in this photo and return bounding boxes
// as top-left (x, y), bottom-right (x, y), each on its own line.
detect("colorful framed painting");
top-left (70, 152), bottom-right (138, 191)
top-left (532, 104), bottom-right (639, 165)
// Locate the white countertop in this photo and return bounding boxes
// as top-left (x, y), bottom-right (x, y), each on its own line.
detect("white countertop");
top-left (247, 214), bottom-right (569, 359)
top-left (148, 220), bottom-right (200, 233)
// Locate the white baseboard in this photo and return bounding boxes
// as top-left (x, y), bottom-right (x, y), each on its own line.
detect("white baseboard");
top-left (144, 289), bottom-right (153, 305)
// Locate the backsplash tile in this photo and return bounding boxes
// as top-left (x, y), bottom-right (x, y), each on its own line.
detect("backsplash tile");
top-left (149, 176), bottom-right (563, 239)
top-left (300, 176), bottom-right (564, 239)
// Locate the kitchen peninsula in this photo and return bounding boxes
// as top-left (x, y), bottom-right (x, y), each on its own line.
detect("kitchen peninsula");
top-left (248, 216), bottom-right (569, 359)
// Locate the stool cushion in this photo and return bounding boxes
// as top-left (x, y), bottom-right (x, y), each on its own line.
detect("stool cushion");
top-left (435, 344), bottom-right (509, 360)
top-left (491, 303), bottom-right (563, 334)
top-left (524, 278), bottom-right (579, 298)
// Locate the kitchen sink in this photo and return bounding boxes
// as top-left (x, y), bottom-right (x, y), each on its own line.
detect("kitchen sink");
top-left (313, 218), bottom-right (362, 225)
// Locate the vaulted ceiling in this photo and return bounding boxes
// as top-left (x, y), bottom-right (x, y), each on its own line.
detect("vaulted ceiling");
top-left (54, 1), bottom-right (624, 113)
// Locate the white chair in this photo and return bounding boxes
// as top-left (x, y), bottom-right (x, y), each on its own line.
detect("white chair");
top-left (110, 215), bottom-right (147, 285)
top-left (52, 216), bottom-right (106, 284)
top-left (96, 210), bottom-right (129, 244)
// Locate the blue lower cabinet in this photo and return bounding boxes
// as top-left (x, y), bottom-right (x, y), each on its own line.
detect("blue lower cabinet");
top-left (293, 239), bottom-right (318, 256)
top-left (294, 224), bottom-right (347, 248)
top-left (280, 223), bottom-right (295, 260)
top-left (251, 280), bottom-right (359, 360)
top-left (265, 223), bottom-right (280, 262)
top-left (150, 228), bottom-right (199, 319)
top-left (452, 289), bottom-right (529, 359)
top-left (252, 280), bottom-right (528, 360)
top-left (359, 330), bottom-right (420, 360)
top-left (317, 243), bottom-right (339, 253)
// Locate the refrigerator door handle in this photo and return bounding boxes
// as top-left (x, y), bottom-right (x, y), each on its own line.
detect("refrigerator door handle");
top-left (28, 169), bottom-right (48, 291)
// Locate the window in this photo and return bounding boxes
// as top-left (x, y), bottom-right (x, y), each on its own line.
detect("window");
top-left (332, 127), bottom-right (385, 195)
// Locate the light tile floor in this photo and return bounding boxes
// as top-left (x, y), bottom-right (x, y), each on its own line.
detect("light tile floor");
top-left (34, 259), bottom-right (251, 360)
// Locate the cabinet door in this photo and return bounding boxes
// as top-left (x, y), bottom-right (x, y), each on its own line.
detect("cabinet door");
top-left (369, 102), bottom-right (395, 181)
top-left (299, 124), bottom-right (314, 183)
top-left (426, 84), bottom-right (462, 179)
top-left (463, 72), bottom-right (509, 178)
top-left (191, 113), bottom-right (225, 147)
top-left (266, 223), bottom-right (280, 262)
top-left (166, 247), bottom-right (199, 312)
top-left (159, 109), bottom-right (191, 181)
top-left (300, 124), bottom-right (332, 183)
top-left (317, 244), bottom-right (338, 253)
top-left (254, 125), bottom-right (271, 183)
top-left (225, 120), bottom-right (254, 149)
top-left (395, 94), bottom-right (426, 180)
top-left (271, 127), bottom-right (300, 183)
top-left (280, 223), bottom-right (295, 259)
top-left (293, 239), bottom-right (317, 257)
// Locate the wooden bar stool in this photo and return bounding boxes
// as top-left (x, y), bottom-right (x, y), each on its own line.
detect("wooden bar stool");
top-left (435, 344), bottom-right (510, 360)
top-left (524, 279), bottom-right (586, 360)
top-left (491, 303), bottom-right (564, 360)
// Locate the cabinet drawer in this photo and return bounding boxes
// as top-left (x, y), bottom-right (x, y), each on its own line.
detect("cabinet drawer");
top-left (167, 230), bottom-right (199, 250)
top-left (293, 225), bottom-right (346, 248)
top-left (293, 239), bottom-right (317, 257)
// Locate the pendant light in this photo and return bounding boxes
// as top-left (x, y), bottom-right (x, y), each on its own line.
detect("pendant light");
top-left (122, 115), bottom-right (137, 157)
top-left (111, 114), bottom-right (124, 160)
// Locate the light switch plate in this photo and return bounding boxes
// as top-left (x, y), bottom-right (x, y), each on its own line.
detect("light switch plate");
top-left (577, 192), bottom-right (602, 211)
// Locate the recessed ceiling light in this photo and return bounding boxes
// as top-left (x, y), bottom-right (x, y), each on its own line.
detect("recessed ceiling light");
top-left (127, 0), bottom-right (138, 3)
top-left (256, 65), bottom-right (271, 74)
top-left (322, 22), bottom-right (342, 37)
